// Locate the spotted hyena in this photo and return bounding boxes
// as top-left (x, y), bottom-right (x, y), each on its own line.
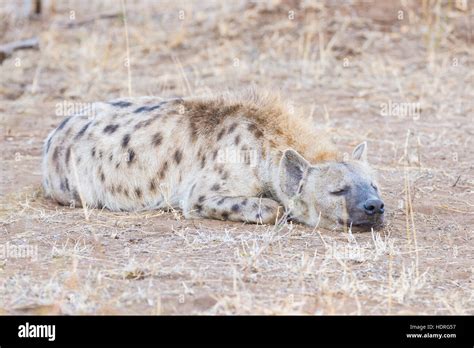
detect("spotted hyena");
top-left (42, 91), bottom-right (385, 231)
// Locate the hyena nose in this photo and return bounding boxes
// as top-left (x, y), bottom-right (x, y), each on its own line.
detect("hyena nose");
top-left (364, 199), bottom-right (385, 215)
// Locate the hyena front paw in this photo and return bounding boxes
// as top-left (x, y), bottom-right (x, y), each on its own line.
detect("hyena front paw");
top-left (253, 198), bottom-right (283, 224)
top-left (186, 195), bottom-right (283, 225)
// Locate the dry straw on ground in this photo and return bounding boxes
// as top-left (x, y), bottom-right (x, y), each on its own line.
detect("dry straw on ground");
top-left (0, 0), bottom-right (473, 314)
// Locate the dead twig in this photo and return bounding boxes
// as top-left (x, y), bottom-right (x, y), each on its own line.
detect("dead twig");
top-left (0, 37), bottom-right (39, 64)
top-left (61, 12), bottom-right (122, 28)
top-left (451, 175), bottom-right (461, 187)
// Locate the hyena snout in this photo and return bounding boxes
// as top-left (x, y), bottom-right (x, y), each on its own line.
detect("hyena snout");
top-left (363, 198), bottom-right (384, 215)
top-left (351, 196), bottom-right (385, 230)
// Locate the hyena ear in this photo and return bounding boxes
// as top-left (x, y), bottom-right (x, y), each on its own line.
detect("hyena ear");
top-left (352, 142), bottom-right (368, 162)
top-left (279, 149), bottom-right (310, 197)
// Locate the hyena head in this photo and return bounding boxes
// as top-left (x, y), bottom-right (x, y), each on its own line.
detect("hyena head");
top-left (279, 142), bottom-right (385, 231)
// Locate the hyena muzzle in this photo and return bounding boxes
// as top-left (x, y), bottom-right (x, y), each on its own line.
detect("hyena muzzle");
top-left (42, 93), bottom-right (385, 231)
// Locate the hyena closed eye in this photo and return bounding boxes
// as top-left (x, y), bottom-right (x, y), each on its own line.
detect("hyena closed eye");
top-left (42, 91), bottom-right (385, 231)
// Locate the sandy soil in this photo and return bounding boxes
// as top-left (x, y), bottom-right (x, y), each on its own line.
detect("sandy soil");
top-left (0, 0), bottom-right (473, 314)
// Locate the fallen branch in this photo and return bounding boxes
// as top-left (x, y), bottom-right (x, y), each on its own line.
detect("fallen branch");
top-left (451, 175), bottom-right (461, 187)
top-left (0, 37), bottom-right (39, 64)
top-left (61, 12), bottom-right (122, 28)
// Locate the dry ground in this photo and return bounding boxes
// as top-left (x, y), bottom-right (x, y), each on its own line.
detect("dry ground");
top-left (0, 0), bottom-right (473, 314)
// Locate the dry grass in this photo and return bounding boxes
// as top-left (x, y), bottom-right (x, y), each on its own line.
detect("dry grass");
top-left (0, 0), bottom-right (473, 315)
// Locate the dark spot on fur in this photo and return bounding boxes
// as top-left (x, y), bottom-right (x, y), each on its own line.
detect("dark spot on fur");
top-left (148, 103), bottom-right (166, 112)
top-left (133, 102), bottom-right (165, 114)
top-left (100, 172), bottom-right (105, 182)
top-left (174, 150), bottom-right (182, 164)
top-left (135, 187), bottom-right (142, 198)
top-left (123, 188), bottom-right (129, 197)
top-left (110, 101), bottom-right (132, 108)
top-left (91, 147), bottom-right (96, 158)
top-left (52, 147), bottom-right (59, 161)
top-left (228, 122), bottom-right (238, 134)
top-left (221, 171), bottom-right (229, 180)
top-left (221, 212), bottom-right (229, 220)
top-left (159, 161), bottom-right (168, 179)
top-left (234, 135), bottom-right (240, 145)
top-left (149, 180), bottom-right (156, 192)
top-left (98, 150), bottom-right (103, 159)
top-left (200, 155), bottom-right (206, 169)
top-left (198, 195), bottom-right (205, 203)
top-left (217, 198), bottom-right (226, 205)
top-left (65, 146), bottom-right (71, 165)
top-left (135, 118), bottom-right (155, 129)
top-left (109, 154), bottom-right (113, 161)
top-left (116, 185), bottom-right (123, 194)
top-left (152, 133), bottom-right (163, 147)
top-left (73, 190), bottom-right (80, 202)
top-left (122, 134), bottom-right (131, 148)
top-left (217, 129), bottom-right (225, 141)
top-left (264, 205), bottom-right (273, 213)
top-left (76, 121), bottom-right (92, 139)
top-left (60, 178), bottom-right (70, 192)
top-left (241, 199), bottom-right (248, 206)
top-left (189, 124), bottom-right (198, 142)
top-left (127, 149), bottom-right (136, 165)
top-left (134, 106), bottom-right (149, 113)
top-left (231, 204), bottom-right (240, 212)
top-left (256, 213), bottom-right (262, 220)
top-left (248, 123), bottom-right (263, 138)
top-left (103, 124), bottom-right (119, 134)
top-left (211, 184), bottom-right (220, 191)
top-left (57, 116), bottom-right (72, 131)
top-left (194, 204), bottom-right (203, 213)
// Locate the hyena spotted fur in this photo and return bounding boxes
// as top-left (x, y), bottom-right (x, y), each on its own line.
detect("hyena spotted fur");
top-left (43, 91), bottom-right (385, 230)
